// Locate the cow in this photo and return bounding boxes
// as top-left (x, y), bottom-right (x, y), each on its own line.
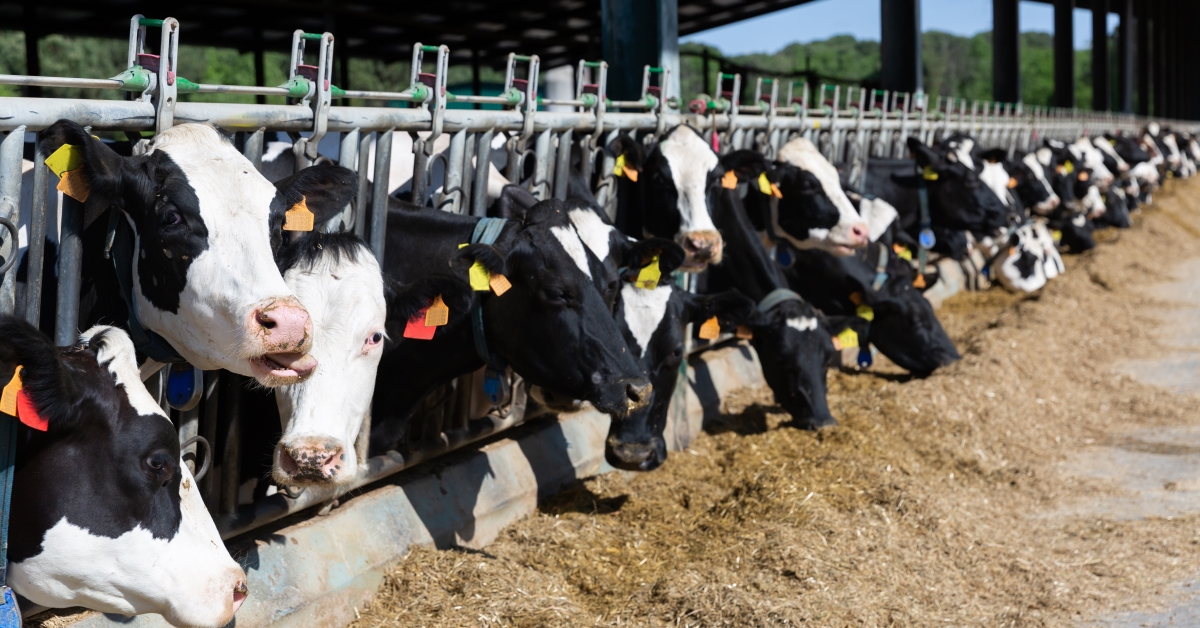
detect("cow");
top-left (368, 198), bottom-right (653, 454)
top-left (37, 121), bottom-right (357, 386)
top-left (4, 317), bottom-right (246, 627)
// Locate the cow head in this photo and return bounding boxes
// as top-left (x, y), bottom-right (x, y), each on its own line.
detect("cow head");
top-left (5, 318), bottom-right (246, 627)
top-left (907, 137), bottom-right (1006, 232)
top-left (40, 121), bottom-right (354, 386)
top-left (1017, 150), bottom-right (1061, 214)
top-left (746, 300), bottom-right (837, 429)
top-left (610, 284), bottom-right (755, 470)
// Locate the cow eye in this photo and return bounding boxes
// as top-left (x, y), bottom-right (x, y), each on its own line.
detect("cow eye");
top-left (144, 451), bottom-right (174, 484)
top-left (160, 209), bottom-right (183, 228)
top-left (366, 331), bottom-right (384, 346)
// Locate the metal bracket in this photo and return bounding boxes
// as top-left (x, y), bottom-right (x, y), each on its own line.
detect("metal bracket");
top-left (505, 53), bottom-right (540, 142)
top-left (288, 31), bottom-right (335, 161)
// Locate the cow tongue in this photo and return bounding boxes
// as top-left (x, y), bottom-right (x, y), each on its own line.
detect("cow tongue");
top-left (263, 352), bottom-right (317, 376)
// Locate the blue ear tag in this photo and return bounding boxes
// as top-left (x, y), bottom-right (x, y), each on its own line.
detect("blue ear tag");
top-left (981, 265), bottom-right (991, 279)
top-left (857, 348), bottom-right (873, 368)
top-left (919, 228), bottom-right (937, 249)
top-left (166, 363), bottom-right (203, 411)
top-left (776, 246), bottom-right (794, 268)
top-left (483, 368), bottom-right (503, 405)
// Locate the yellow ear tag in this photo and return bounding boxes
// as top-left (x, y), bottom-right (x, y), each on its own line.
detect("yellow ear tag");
top-left (757, 172), bottom-right (773, 195)
top-left (1007, 177), bottom-right (1018, 189)
top-left (57, 169), bottom-right (91, 202)
top-left (635, 255), bottom-right (661, 290)
top-left (0, 366), bottom-right (22, 417)
top-left (922, 166), bottom-right (939, 181)
top-left (893, 244), bottom-right (913, 261)
top-left (913, 274), bottom-right (927, 289)
top-left (835, 327), bottom-right (859, 349)
top-left (735, 325), bottom-right (754, 340)
top-left (613, 153), bottom-right (625, 178)
top-left (698, 316), bottom-right (721, 340)
top-left (468, 262), bottom-right (491, 291)
top-left (489, 273), bottom-right (511, 296)
top-left (45, 144), bottom-right (84, 177)
top-left (1051, 229), bottom-right (1063, 243)
top-left (283, 196), bottom-right (314, 232)
top-left (721, 170), bottom-right (738, 189)
top-left (856, 305), bottom-right (875, 321)
top-left (1063, 160), bottom-right (1075, 174)
top-left (425, 295), bottom-right (449, 327)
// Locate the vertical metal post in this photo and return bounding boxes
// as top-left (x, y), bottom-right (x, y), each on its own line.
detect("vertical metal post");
top-left (355, 133), bottom-right (371, 238)
top-left (199, 371), bottom-right (219, 509)
top-left (219, 372), bottom-right (243, 516)
top-left (533, 129), bottom-right (553, 200)
top-left (472, 49), bottom-right (483, 111)
top-left (601, 0), bottom-right (678, 100)
top-left (333, 129), bottom-right (360, 232)
top-left (1118, 0), bottom-right (1134, 114)
top-left (23, 0), bottom-right (40, 98)
top-left (243, 128), bottom-right (264, 172)
top-left (0, 128), bottom-right (23, 317)
top-left (1153, 0), bottom-right (1166, 117)
top-left (179, 405), bottom-right (199, 475)
top-left (1137, 0), bottom-right (1150, 115)
top-left (412, 138), bottom-right (430, 208)
top-left (1054, 0), bottom-right (1076, 108)
top-left (440, 129), bottom-right (467, 212)
top-left (553, 129), bottom-right (573, 201)
top-left (24, 136), bottom-right (49, 329)
top-left (369, 129), bottom-right (393, 263)
top-left (880, 0), bottom-right (922, 94)
top-left (1093, 0), bottom-right (1110, 111)
top-left (254, 31), bottom-right (266, 105)
top-left (471, 130), bottom-right (494, 217)
top-left (53, 196), bottom-right (83, 346)
top-left (994, 0), bottom-right (1021, 105)
top-left (0, 414), bottom-right (16, 586)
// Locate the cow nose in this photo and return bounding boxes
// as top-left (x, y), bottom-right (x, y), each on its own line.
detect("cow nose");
top-left (252, 298), bottom-right (313, 354)
top-left (687, 237), bottom-right (714, 257)
top-left (279, 441), bottom-right (344, 482)
top-left (625, 381), bottom-right (652, 409)
top-left (848, 222), bottom-right (870, 246)
top-left (232, 581), bottom-right (249, 614)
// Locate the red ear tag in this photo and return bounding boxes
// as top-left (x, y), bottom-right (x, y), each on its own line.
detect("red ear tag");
top-left (16, 390), bottom-right (47, 432)
top-left (402, 306), bottom-right (437, 340)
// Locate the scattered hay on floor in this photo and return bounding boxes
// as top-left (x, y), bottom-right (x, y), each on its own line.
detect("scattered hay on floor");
top-left (351, 178), bottom-right (1200, 628)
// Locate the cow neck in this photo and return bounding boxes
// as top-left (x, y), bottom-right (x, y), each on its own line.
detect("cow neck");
top-left (708, 189), bottom-right (790, 302)
top-left (106, 209), bottom-right (186, 364)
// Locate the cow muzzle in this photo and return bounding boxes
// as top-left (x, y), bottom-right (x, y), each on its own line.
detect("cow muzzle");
top-left (679, 231), bottom-right (723, 271)
top-left (275, 437), bottom-right (348, 485)
top-left (605, 434), bottom-right (667, 471)
top-left (248, 297), bottom-right (317, 385)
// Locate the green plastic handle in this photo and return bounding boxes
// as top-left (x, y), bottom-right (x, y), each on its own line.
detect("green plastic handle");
top-left (719, 73), bottom-right (736, 79)
top-left (138, 18), bottom-right (164, 27)
top-left (420, 45), bottom-right (440, 52)
top-left (511, 55), bottom-right (533, 62)
top-left (301, 33), bottom-right (323, 40)
top-left (646, 67), bottom-right (664, 74)
top-left (581, 61), bottom-right (604, 68)
top-left (761, 78), bottom-right (774, 84)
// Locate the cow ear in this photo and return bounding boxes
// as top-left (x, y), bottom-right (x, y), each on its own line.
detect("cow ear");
top-left (385, 275), bottom-right (474, 330)
top-left (682, 289), bottom-right (756, 326)
top-left (0, 316), bottom-right (78, 434)
top-left (449, 243), bottom-right (507, 278)
top-left (490, 184), bottom-right (539, 221)
top-left (907, 137), bottom-right (943, 168)
top-left (620, 237), bottom-right (686, 276)
top-left (981, 148), bottom-right (1009, 164)
top-left (717, 149), bottom-right (769, 181)
top-left (39, 120), bottom-right (129, 228)
top-left (605, 134), bottom-right (645, 171)
top-left (272, 164), bottom-right (359, 232)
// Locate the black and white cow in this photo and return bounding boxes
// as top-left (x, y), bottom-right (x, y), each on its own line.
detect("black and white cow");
top-left (39, 121), bottom-right (356, 385)
top-left (369, 199), bottom-right (652, 452)
top-left (4, 317), bottom-right (246, 627)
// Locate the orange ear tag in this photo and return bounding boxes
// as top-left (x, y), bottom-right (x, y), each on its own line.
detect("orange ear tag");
top-left (283, 196), bottom-right (315, 232)
top-left (770, 182), bottom-right (783, 198)
top-left (913, 274), bottom-right (927, 289)
top-left (848, 291), bottom-right (864, 306)
top-left (1078, 171), bottom-right (1089, 182)
top-left (1007, 177), bottom-right (1018, 189)
top-left (698, 316), bottom-right (721, 340)
top-left (489, 273), bottom-right (512, 296)
top-left (56, 169), bottom-right (91, 202)
top-left (1, 366), bottom-right (47, 431)
top-left (721, 170), bottom-right (738, 189)
top-left (831, 336), bottom-right (843, 351)
top-left (735, 325), bottom-right (754, 340)
top-left (0, 366), bottom-right (21, 417)
top-left (425, 295), bottom-right (449, 327)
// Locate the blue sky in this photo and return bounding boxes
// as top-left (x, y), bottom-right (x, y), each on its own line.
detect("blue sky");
top-left (681, 0), bottom-right (1122, 56)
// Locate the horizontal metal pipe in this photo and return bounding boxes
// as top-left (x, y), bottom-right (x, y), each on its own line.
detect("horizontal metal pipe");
top-left (0, 74), bottom-right (124, 90)
top-left (193, 84), bottom-right (292, 96)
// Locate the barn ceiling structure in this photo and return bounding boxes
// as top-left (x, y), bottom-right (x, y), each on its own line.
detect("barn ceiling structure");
top-left (1, 0), bottom-right (1196, 117)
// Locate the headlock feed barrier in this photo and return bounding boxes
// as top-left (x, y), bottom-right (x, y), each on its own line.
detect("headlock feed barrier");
top-left (0, 14), bottom-right (1192, 619)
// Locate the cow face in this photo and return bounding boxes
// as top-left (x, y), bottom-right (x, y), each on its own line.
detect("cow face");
top-left (991, 223), bottom-right (1064, 293)
top-left (772, 138), bottom-right (870, 253)
top-left (5, 319), bottom-right (246, 627)
top-left (487, 201), bottom-right (651, 417)
top-left (40, 121), bottom-right (353, 386)
top-left (271, 234), bottom-right (387, 487)
top-left (1018, 151), bottom-right (1061, 214)
top-left (907, 138), bottom-right (1004, 232)
top-left (610, 284), bottom-right (755, 470)
top-left (856, 248), bottom-right (960, 375)
top-left (747, 301), bottom-right (836, 429)
top-left (565, 201), bottom-right (685, 311)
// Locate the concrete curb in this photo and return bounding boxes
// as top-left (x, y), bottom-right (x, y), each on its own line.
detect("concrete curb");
top-left (61, 343), bottom-right (765, 628)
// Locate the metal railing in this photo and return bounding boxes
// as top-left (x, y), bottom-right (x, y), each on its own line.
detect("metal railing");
top-left (0, 15), bottom-right (1194, 555)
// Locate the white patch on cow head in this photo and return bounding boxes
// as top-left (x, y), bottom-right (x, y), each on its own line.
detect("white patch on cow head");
top-left (568, 208), bottom-right (615, 262)
top-left (1031, 222), bottom-right (1065, 279)
top-left (81, 326), bottom-right (166, 419)
top-left (274, 241), bottom-right (386, 486)
top-left (1131, 160), bottom-right (1160, 185)
top-left (1022, 152), bottom-right (1061, 213)
top-left (133, 124), bottom-right (308, 379)
top-left (1035, 147), bottom-right (1054, 167)
top-left (857, 197), bottom-right (899, 242)
top-left (1148, 122), bottom-right (1161, 137)
top-left (620, 283), bottom-right (673, 358)
top-left (657, 127), bottom-right (720, 236)
top-left (262, 140), bottom-right (293, 164)
top-left (993, 224), bottom-right (1048, 293)
top-left (1081, 184), bottom-right (1105, 217)
top-left (979, 161), bottom-right (1012, 207)
top-left (951, 138), bottom-right (976, 170)
top-left (777, 137), bottom-right (868, 253)
top-left (1093, 137), bottom-right (1130, 172)
top-left (550, 225), bottom-right (593, 279)
top-left (787, 316), bottom-right (818, 332)
top-left (1074, 138), bottom-right (1114, 187)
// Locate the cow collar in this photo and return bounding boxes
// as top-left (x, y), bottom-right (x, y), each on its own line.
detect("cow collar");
top-left (871, 243), bottom-right (889, 291)
top-left (106, 210), bottom-right (187, 364)
top-left (470, 217), bottom-right (509, 402)
top-left (756, 288), bottom-right (805, 314)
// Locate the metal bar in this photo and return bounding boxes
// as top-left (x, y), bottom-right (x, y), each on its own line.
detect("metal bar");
top-left (355, 132), bottom-right (371, 238)
top-left (24, 136), bottom-right (49, 329)
top-left (334, 129), bottom-right (360, 231)
top-left (0, 128), bottom-right (23, 317)
top-left (471, 130), bottom-right (494, 217)
top-left (0, 75), bottom-right (124, 90)
top-left (533, 129), bottom-right (553, 200)
top-left (0, 416), bottom-right (16, 586)
top-left (218, 372), bottom-right (243, 516)
top-left (439, 129), bottom-right (467, 213)
top-left (459, 131), bottom-right (476, 216)
top-left (53, 196), bottom-right (83, 346)
top-left (199, 371), bottom-right (219, 509)
top-left (369, 129), bottom-right (393, 263)
top-left (179, 404), bottom-right (200, 475)
top-left (553, 129), bottom-right (573, 201)
top-left (243, 128), bottom-right (265, 172)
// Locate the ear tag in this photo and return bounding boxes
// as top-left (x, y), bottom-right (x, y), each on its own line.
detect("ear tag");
top-left (1, 367), bottom-right (47, 431)
top-left (489, 273), bottom-right (511, 296)
top-left (483, 369), bottom-right (503, 404)
top-left (45, 144), bottom-right (84, 177)
top-left (1051, 229), bottom-right (1063, 243)
top-left (913, 274), bottom-right (927, 289)
top-left (922, 166), bottom-right (939, 181)
top-left (635, 255), bottom-right (661, 290)
top-left (698, 316), bottom-right (721, 340)
top-left (283, 196), bottom-right (315, 232)
top-left (425, 295), bottom-right (449, 327)
top-left (918, 228), bottom-right (936, 249)
top-left (735, 325), bottom-right (754, 340)
top-left (1078, 171), bottom-right (1089, 182)
top-left (721, 170), bottom-right (738, 189)
top-left (831, 336), bottom-right (842, 351)
top-left (893, 244), bottom-right (913, 261)
top-left (468, 262), bottom-right (491, 291)
top-left (56, 169), bottom-right (91, 202)
top-left (856, 305), bottom-right (875, 321)
top-left (835, 327), bottom-right (859, 349)
top-left (1007, 177), bottom-right (1019, 189)
top-left (403, 307), bottom-right (437, 340)
top-left (848, 291), bottom-right (864, 306)
top-left (613, 153), bottom-right (625, 178)
top-left (1064, 160), bottom-right (1075, 174)
top-left (872, 272), bottom-right (888, 291)
top-left (757, 172), bottom-right (773, 195)
top-left (856, 348), bottom-right (873, 369)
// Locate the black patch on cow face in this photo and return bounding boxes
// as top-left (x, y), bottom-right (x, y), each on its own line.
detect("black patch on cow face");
top-left (130, 154), bottom-right (209, 313)
top-left (864, 261), bottom-right (961, 376)
top-left (269, 164), bottom-right (360, 254)
top-left (641, 151), bottom-right (684, 239)
top-left (744, 163), bottom-right (841, 239)
top-left (5, 322), bottom-right (183, 563)
top-left (749, 301), bottom-right (835, 429)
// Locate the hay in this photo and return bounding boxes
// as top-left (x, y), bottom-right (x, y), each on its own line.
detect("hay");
top-left (358, 179), bottom-right (1200, 627)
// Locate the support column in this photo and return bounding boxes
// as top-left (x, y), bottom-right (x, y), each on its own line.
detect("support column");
top-left (23, 0), bottom-right (40, 97)
top-left (1117, 0), bottom-right (1133, 113)
top-left (1092, 0), bottom-right (1109, 111)
top-left (254, 29), bottom-right (266, 106)
top-left (1153, 0), bottom-right (1166, 116)
top-left (1136, 0), bottom-right (1150, 115)
top-left (1053, 0), bottom-right (1075, 108)
top-left (601, 0), bottom-right (680, 101)
top-left (880, 0), bottom-right (922, 94)
top-left (993, 0), bottom-right (1020, 104)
